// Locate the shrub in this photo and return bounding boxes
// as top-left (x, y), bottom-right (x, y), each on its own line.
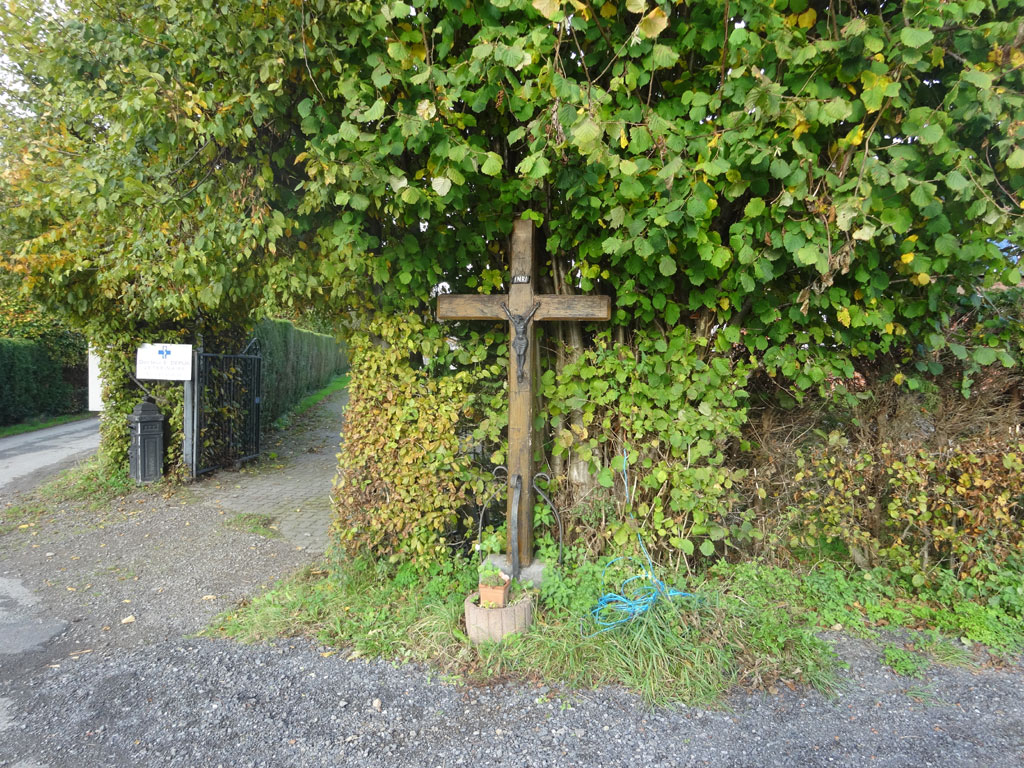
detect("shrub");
top-left (255, 318), bottom-right (348, 429)
top-left (540, 327), bottom-right (754, 567)
top-left (0, 338), bottom-right (73, 426)
top-left (780, 434), bottom-right (1024, 586)
top-left (332, 316), bottom-right (482, 564)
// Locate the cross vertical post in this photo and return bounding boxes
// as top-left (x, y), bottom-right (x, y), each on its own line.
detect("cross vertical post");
top-left (506, 219), bottom-right (539, 568)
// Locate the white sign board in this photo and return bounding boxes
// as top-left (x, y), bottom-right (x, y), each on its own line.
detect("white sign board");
top-left (88, 347), bottom-right (105, 412)
top-left (136, 343), bottom-right (193, 381)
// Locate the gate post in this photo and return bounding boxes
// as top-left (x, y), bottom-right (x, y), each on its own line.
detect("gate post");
top-left (182, 346), bottom-right (199, 478)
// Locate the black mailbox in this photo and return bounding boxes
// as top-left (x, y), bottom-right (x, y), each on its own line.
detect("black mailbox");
top-left (128, 400), bottom-right (164, 483)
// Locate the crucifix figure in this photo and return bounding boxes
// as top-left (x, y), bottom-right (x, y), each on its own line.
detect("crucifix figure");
top-left (437, 218), bottom-right (611, 572)
top-left (502, 301), bottom-right (539, 384)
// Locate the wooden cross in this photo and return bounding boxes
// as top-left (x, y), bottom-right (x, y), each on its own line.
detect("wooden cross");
top-left (437, 219), bottom-right (611, 571)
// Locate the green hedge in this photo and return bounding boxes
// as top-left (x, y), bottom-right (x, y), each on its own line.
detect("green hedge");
top-left (0, 337), bottom-right (74, 426)
top-left (255, 319), bottom-right (348, 428)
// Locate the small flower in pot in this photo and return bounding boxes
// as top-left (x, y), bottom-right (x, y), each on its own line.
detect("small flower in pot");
top-left (478, 561), bottom-right (511, 608)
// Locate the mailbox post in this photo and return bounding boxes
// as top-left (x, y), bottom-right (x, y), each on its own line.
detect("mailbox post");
top-left (128, 400), bottom-right (164, 484)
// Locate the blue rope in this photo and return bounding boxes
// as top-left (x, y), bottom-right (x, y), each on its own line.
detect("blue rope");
top-left (584, 448), bottom-right (695, 635)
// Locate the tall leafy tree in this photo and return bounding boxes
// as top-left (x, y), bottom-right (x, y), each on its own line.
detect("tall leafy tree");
top-left (1, 0), bottom-right (1022, 510)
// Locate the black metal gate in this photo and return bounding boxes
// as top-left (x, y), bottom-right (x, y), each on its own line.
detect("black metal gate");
top-left (189, 339), bottom-right (262, 476)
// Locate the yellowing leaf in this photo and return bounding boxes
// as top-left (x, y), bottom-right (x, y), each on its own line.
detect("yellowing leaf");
top-left (836, 307), bottom-right (851, 327)
top-left (619, 128), bottom-right (628, 149)
top-left (416, 99), bottom-right (436, 120)
top-left (121, 615), bottom-right (136, 624)
top-left (569, 0), bottom-right (590, 19)
top-left (893, 372), bottom-right (905, 385)
top-left (885, 322), bottom-right (895, 334)
top-left (637, 7), bottom-right (669, 39)
top-left (901, 252), bottom-right (915, 264)
top-left (719, 296), bottom-right (730, 311)
top-left (531, 0), bottom-right (561, 19)
top-left (798, 8), bottom-right (817, 28)
top-left (792, 121), bottom-right (810, 140)
top-left (915, 272), bottom-right (931, 285)
top-left (626, 0), bottom-right (646, 12)
top-left (854, 288), bottom-right (864, 300)
top-left (600, 1), bottom-right (617, 18)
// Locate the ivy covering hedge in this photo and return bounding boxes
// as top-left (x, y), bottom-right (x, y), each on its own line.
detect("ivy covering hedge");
top-left (255, 319), bottom-right (348, 429)
top-left (0, 337), bottom-right (74, 426)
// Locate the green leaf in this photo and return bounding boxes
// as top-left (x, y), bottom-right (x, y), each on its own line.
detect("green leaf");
top-left (598, 467), bottom-right (615, 488)
top-left (744, 197), bottom-right (765, 217)
top-left (431, 176), bottom-right (452, 196)
top-left (963, 69), bottom-right (994, 90)
top-left (918, 123), bottom-right (943, 145)
top-left (881, 206), bottom-right (913, 233)
top-left (795, 244), bottom-right (819, 266)
top-left (361, 98), bottom-right (385, 122)
top-left (944, 170), bottom-right (969, 191)
top-left (297, 98), bottom-right (313, 118)
top-left (972, 347), bottom-right (997, 366)
top-left (572, 117), bottom-right (602, 148)
top-left (852, 223), bottom-right (876, 241)
top-left (1007, 149), bottom-right (1024, 170)
top-left (659, 255), bottom-right (677, 276)
top-left (480, 152), bottom-right (503, 176)
top-left (699, 539), bottom-right (715, 557)
top-left (398, 271), bottom-right (412, 284)
top-left (670, 537), bottom-right (695, 556)
top-left (613, 522), bottom-right (630, 546)
top-left (651, 44), bottom-right (679, 69)
top-left (900, 27), bottom-right (934, 48)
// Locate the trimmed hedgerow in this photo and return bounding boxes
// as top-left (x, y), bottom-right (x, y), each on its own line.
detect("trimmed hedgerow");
top-left (255, 319), bottom-right (347, 429)
top-left (0, 337), bottom-right (74, 426)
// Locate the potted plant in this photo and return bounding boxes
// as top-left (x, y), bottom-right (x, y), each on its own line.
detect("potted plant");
top-left (478, 561), bottom-right (511, 608)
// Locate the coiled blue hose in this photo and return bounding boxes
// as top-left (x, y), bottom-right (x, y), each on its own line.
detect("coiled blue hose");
top-left (585, 449), bottom-right (695, 635)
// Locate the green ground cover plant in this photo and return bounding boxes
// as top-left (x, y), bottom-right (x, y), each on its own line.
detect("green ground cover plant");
top-left (272, 375), bottom-right (350, 430)
top-left (0, 455), bottom-right (141, 535)
top-left (210, 545), bottom-right (1024, 707)
top-left (0, 412), bottom-right (92, 439)
top-left (223, 513), bottom-right (281, 539)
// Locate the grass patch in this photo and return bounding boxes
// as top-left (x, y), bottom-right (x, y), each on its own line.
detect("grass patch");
top-left (208, 553), bottom-right (1024, 707)
top-left (273, 375), bottom-right (349, 429)
top-left (210, 555), bottom-right (842, 707)
top-left (882, 643), bottom-right (930, 678)
top-left (1, 455), bottom-right (141, 535)
top-left (224, 512), bottom-right (281, 538)
top-left (0, 412), bottom-right (93, 439)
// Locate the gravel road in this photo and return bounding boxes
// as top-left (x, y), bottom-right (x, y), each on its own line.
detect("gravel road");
top-left (1, 396), bottom-right (1022, 767)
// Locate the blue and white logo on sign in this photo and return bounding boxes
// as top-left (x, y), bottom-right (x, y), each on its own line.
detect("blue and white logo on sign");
top-left (136, 343), bottom-right (193, 381)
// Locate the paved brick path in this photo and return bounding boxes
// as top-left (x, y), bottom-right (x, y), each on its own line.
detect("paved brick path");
top-left (191, 388), bottom-right (348, 554)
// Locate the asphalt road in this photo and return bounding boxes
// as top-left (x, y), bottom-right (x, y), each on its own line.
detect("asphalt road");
top-left (0, 417), bottom-right (100, 498)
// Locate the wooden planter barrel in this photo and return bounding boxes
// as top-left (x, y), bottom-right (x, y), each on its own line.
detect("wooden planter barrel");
top-left (464, 592), bottom-right (533, 645)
